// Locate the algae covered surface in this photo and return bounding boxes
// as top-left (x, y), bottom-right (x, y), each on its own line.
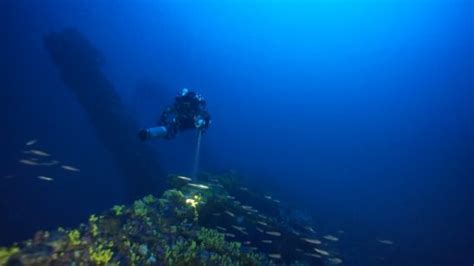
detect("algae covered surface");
top-left (1, 172), bottom-right (336, 265)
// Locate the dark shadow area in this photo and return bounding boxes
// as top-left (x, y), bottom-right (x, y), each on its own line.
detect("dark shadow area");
top-left (44, 28), bottom-right (165, 201)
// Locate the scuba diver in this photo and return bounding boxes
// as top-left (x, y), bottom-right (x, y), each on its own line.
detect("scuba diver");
top-left (138, 88), bottom-right (211, 141)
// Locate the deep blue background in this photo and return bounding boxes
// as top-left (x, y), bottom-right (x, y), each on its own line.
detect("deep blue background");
top-left (1, 1), bottom-right (472, 265)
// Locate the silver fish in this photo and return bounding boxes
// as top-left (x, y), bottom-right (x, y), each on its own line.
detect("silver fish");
top-left (378, 239), bottom-right (394, 245)
top-left (37, 176), bottom-right (53, 181)
top-left (176, 175), bottom-right (192, 181)
top-left (61, 165), bottom-right (80, 172)
top-left (187, 183), bottom-right (209, 189)
top-left (29, 150), bottom-right (50, 157)
top-left (25, 139), bottom-right (37, 146)
top-left (266, 231), bottom-right (281, 237)
top-left (20, 159), bottom-right (39, 166)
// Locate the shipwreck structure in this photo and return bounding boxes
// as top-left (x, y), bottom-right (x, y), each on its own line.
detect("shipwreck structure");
top-left (44, 28), bottom-right (165, 200)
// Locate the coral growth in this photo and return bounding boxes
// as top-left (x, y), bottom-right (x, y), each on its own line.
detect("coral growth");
top-left (1, 172), bottom-right (329, 265)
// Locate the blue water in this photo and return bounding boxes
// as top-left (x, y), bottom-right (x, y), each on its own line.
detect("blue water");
top-left (1, 1), bottom-right (472, 265)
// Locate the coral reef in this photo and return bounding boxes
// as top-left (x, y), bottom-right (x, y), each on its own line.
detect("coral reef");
top-left (1, 172), bottom-right (338, 265)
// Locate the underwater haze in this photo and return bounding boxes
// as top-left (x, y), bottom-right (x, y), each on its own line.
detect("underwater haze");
top-left (1, 0), bottom-right (473, 265)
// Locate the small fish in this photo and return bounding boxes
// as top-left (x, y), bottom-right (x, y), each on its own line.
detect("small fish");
top-left (37, 176), bottom-right (53, 181)
top-left (226, 195), bottom-right (235, 200)
top-left (232, 225), bottom-right (248, 235)
top-left (20, 159), bottom-right (39, 166)
top-left (225, 211), bottom-right (235, 217)
top-left (232, 225), bottom-right (245, 231)
top-left (328, 258), bottom-right (343, 264)
top-left (29, 150), bottom-right (50, 157)
top-left (25, 139), bottom-right (37, 146)
top-left (304, 226), bottom-right (316, 233)
top-left (301, 238), bottom-right (322, 245)
top-left (224, 233), bottom-right (235, 238)
top-left (61, 165), bottom-right (80, 172)
top-left (266, 231), bottom-right (281, 237)
top-left (176, 175), bottom-right (192, 181)
top-left (264, 195), bottom-right (272, 200)
top-left (314, 248), bottom-right (330, 256)
top-left (256, 227), bottom-right (264, 233)
top-left (304, 253), bottom-right (321, 258)
top-left (233, 200), bottom-right (241, 205)
top-left (324, 235), bottom-right (339, 242)
top-left (273, 199), bottom-right (281, 203)
top-left (291, 229), bottom-right (301, 236)
top-left (244, 241), bottom-right (251, 245)
top-left (42, 160), bottom-right (60, 166)
top-left (268, 254), bottom-right (281, 259)
top-left (262, 240), bottom-right (272, 244)
top-left (257, 221), bottom-right (268, 226)
top-left (258, 214), bottom-right (267, 219)
top-left (216, 226), bottom-right (227, 231)
top-left (337, 230), bottom-right (344, 234)
top-left (296, 248), bottom-right (303, 252)
top-left (378, 239), bottom-right (394, 245)
top-left (187, 183), bottom-right (209, 189)
top-left (240, 187), bottom-right (248, 191)
top-left (3, 175), bottom-right (14, 179)
top-left (248, 247), bottom-right (258, 251)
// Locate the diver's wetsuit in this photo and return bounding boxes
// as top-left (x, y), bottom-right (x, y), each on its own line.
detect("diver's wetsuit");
top-left (139, 89), bottom-right (211, 141)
